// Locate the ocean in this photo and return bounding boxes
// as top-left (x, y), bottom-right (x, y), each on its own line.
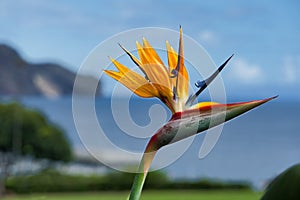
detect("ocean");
top-left (19, 96), bottom-right (300, 189)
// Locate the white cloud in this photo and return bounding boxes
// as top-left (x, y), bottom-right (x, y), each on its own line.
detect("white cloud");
top-left (198, 30), bottom-right (218, 45)
top-left (282, 56), bottom-right (300, 84)
top-left (229, 58), bottom-right (263, 84)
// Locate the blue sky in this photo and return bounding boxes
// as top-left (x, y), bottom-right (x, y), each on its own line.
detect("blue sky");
top-left (0, 0), bottom-right (299, 100)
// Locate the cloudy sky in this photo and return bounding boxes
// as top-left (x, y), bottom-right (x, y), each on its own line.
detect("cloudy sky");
top-left (0, 0), bottom-right (299, 100)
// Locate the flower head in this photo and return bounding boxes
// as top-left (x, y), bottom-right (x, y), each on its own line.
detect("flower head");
top-left (104, 27), bottom-right (277, 200)
top-left (105, 27), bottom-right (217, 113)
top-left (104, 26), bottom-right (277, 158)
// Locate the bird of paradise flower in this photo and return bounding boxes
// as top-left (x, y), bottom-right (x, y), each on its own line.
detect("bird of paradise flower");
top-left (104, 27), bottom-right (277, 200)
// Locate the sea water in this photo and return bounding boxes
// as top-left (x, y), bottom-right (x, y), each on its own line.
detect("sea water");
top-left (20, 96), bottom-right (300, 188)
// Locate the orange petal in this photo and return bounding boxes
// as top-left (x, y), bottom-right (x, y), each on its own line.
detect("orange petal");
top-left (166, 41), bottom-right (177, 91)
top-left (176, 27), bottom-right (189, 100)
top-left (136, 41), bottom-right (170, 86)
top-left (136, 41), bottom-right (172, 97)
top-left (104, 59), bottom-right (160, 98)
top-left (166, 41), bottom-right (178, 73)
top-left (109, 57), bottom-right (129, 74)
top-left (104, 69), bottom-right (158, 98)
top-left (142, 38), bottom-right (164, 66)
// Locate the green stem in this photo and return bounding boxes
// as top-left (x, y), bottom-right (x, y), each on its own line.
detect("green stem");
top-left (128, 142), bottom-right (158, 200)
top-left (128, 171), bottom-right (147, 200)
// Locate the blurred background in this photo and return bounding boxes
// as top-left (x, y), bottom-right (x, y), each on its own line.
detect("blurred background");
top-left (0, 0), bottom-right (299, 199)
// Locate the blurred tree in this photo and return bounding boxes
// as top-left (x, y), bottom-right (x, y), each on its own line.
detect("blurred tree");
top-left (0, 102), bottom-right (72, 196)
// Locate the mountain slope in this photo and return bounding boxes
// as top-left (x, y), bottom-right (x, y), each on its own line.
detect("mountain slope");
top-left (0, 44), bottom-right (100, 97)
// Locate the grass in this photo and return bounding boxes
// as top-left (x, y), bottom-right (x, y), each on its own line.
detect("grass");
top-left (3, 190), bottom-right (262, 200)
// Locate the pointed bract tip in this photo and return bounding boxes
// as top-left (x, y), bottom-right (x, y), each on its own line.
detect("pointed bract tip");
top-left (256, 95), bottom-right (278, 103)
top-left (225, 54), bottom-right (234, 64)
top-left (267, 95), bottom-right (279, 101)
top-left (142, 37), bottom-right (148, 44)
top-left (118, 43), bottom-right (130, 53)
top-left (179, 26), bottom-right (183, 37)
top-left (118, 42), bottom-right (124, 49)
top-left (118, 43), bottom-right (128, 52)
top-left (136, 40), bottom-right (142, 47)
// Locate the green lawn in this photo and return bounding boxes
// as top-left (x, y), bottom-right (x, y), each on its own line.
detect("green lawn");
top-left (3, 190), bottom-right (262, 200)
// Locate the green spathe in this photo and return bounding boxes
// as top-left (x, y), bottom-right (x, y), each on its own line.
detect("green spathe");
top-left (128, 96), bottom-right (277, 200)
top-left (149, 97), bottom-right (277, 151)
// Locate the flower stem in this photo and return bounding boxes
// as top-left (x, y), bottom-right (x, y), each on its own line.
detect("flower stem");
top-left (128, 172), bottom-right (147, 200)
top-left (128, 141), bottom-right (158, 200)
